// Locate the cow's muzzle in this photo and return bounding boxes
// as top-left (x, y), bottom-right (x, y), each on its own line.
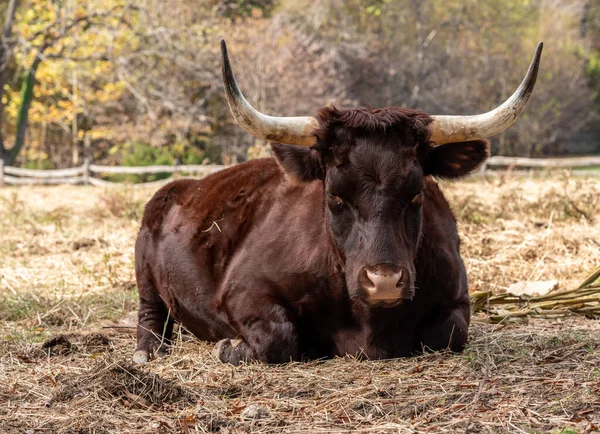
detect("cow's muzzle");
top-left (359, 264), bottom-right (414, 304)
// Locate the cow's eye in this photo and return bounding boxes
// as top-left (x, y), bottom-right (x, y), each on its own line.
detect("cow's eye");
top-left (327, 192), bottom-right (345, 213)
top-left (411, 191), bottom-right (425, 207)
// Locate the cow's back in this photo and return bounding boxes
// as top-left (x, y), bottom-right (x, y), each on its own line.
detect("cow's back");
top-left (142, 158), bottom-right (282, 240)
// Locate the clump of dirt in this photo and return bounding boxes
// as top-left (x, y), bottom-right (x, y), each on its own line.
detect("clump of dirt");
top-left (42, 335), bottom-right (76, 355)
top-left (195, 413), bottom-right (238, 432)
top-left (51, 361), bottom-right (195, 407)
top-left (71, 237), bottom-right (106, 251)
top-left (80, 332), bottom-right (112, 351)
top-left (41, 333), bottom-right (112, 356)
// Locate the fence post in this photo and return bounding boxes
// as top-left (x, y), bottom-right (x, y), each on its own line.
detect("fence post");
top-left (0, 160), bottom-right (4, 186)
top-left (478, 161), bottom-right (487, 178)
top-left (83, 158), bottom-right (91, 185)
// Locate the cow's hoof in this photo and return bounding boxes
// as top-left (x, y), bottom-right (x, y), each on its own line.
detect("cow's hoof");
top-left (211, 339), bottom-right (230, 360)
top-left (132, 343), bottom-right (168, 364)
top-left (211, 338), bottom-right (246, 365)
top-left (132, 350), bottom-right (149, 364)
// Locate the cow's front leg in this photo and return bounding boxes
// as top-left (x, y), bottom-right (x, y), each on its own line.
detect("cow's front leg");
top-left (214, 297), bottom-right (299, 365)
top-left (417, 303), bottom-right (470, 353)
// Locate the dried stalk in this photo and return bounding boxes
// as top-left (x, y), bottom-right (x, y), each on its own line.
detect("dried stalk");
top-left (472, 268), bottom-right (600, 323)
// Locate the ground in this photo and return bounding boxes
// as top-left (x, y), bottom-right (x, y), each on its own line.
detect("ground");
top-left (0, 173), bottom-right (599, 433)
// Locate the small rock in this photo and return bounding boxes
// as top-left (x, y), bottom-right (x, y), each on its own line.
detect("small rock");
top-left (241, 403), bottom-right (268, 419)
top-left (508, 280), bottom-right (558, 297)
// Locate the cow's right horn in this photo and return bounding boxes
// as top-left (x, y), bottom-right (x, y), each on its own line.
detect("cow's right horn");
top-left (429, 42), bottom-right (543, 146)
top-left (221, 40), bottom-right (319, 147)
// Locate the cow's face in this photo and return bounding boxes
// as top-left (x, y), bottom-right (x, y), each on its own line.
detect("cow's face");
top-left (273, 108), bottom-right (489, 307)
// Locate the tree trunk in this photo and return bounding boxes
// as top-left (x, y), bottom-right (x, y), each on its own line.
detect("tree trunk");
top-left (0, 0), bottom-right (19, 163)
top-left (410, 0), bottom-right (425, 107)
top-left (7, 55), bottom-right (41, 165)
top-left (72, 69), bottom-right (79, 165)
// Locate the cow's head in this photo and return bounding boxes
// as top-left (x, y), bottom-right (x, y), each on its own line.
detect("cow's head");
top-left (220, 40), bottom-right (542, 306)
top-left (269, 107), bottom-right (491, 306)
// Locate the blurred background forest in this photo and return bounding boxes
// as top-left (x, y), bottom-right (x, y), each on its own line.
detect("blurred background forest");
top-left (1, 0), bottom-right (600, 170)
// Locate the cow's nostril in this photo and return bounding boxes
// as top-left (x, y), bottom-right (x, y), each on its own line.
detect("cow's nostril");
top-left (365, 268), bottom-right (403, 291)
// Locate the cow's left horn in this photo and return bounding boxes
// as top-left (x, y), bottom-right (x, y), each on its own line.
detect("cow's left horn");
top-left (429, 42), bottom-right (543, 145)
top-left (221, 40), bottom-right (319, 147)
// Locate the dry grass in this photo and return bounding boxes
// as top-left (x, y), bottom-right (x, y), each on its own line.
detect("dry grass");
top-left (445, 173), bottom-right (600, 293)
top-left (1, 174), bottom-right (599, 433)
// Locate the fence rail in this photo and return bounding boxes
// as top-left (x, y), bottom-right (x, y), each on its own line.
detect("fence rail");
top-left (0, 156), bottom-right (599, 186)
top-left (0, 159), bottom-right (225, 186)
top-left (485, 156), bottom-right (600, 168)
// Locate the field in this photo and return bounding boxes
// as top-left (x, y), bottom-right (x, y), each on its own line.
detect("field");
top-left (1, 173), bottom-right (600, 433)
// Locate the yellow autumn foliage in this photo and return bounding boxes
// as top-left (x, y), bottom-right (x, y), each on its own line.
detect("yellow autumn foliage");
top-left (4, 0), bottom-right (135, 153)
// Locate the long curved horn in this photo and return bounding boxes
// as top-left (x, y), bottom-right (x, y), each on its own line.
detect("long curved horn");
top-left (221, 40), bottom-right (319, 147)
top-left (429, 42), bottom-right (543, 145)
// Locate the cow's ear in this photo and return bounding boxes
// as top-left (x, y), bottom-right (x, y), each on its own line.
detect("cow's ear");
top-left (423, 140), bottom-right (490, 179)
top-left (271, 143), bottom-right (324, 182)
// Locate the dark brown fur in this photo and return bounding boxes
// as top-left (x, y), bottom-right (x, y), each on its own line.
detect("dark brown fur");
top-left (134, 107), bottom-right (489, 364)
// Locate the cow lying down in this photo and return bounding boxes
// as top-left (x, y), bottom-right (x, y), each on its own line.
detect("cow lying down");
top-left (133, 40), bottom-right (542, 365)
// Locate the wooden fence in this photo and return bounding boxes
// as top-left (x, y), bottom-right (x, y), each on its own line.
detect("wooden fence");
top-left (0, 159), bottom-right (224, 186)
top-left (1, 156), bottom-right (599, 186)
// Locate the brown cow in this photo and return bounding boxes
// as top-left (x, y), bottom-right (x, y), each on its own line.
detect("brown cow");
top-left (133, 40), bottom-right (542, 364)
